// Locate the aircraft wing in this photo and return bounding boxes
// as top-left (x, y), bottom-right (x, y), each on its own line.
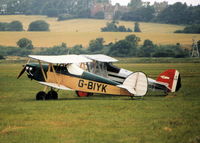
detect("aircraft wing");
top-left (29, 55), bottom-right (92, 64)
top-left (39, 82), bottom-right (72, 90)
top-left (83, 54), bottom-right (118, 62)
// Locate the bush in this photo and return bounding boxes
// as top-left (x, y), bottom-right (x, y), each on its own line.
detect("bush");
top-left (134, 22), bottom-right (141, 32)
top-left (37, 43), bottom-right (68, 55)
top-left (101, 21), bottom-right (133, 32)
top-left (0, 22), bottom-right (8, 31)
top-left (0, 46), bottom-right (32, 57)
top-left (57, 14), bottom-right (76, 21)
top-left (28, 20), bottom-right (50, 31)
top-left (137, 39), bottom-right (155, 57)
top-left (0, 55), bottom-right (5, 59)
top-left (175, 24), bottom-right (200, 34)
top-left (152, 45), bottom-right (189, 58)
top-left (8, 21), bottom-right (23, 31)
top-left (69, 45), bottom-right (88, 54)
top-left (88, 38), bottom-right (105, 53)
top-left (108, 35), bottom-right (140, 57)
top-left (17, 38), bottom-right (34, 50)
top-left (93, 11), bottom-right (104, 19)
top-left (0, 21), bottom-right (23, 31)
top-left (108, 40), bottom-right (134, 57)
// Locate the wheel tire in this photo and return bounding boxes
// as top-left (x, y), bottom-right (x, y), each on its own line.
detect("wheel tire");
top-left (76, 91), bottom-right (91, 97)
top-left (36, 91), bottom-right (46, 100)
top-left (47, 90), bottom-right (58, 100)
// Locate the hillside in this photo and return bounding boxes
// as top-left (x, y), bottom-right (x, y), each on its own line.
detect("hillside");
top-left (0, 15), bottom-right (199, 48)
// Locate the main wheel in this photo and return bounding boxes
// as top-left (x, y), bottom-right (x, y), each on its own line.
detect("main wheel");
top-left (76, 91), bottom-right (93, 97)
top-left (36, 91), bottom-right (46, 100)
top-left (47, 90), bottom-right (58, 100)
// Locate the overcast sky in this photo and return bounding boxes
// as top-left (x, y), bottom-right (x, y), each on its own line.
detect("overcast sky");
top-left (111, 0), bottom-right (200, 6)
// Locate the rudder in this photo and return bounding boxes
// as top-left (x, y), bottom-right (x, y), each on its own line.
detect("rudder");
top-left (156, 69), bottom-right (181, 92)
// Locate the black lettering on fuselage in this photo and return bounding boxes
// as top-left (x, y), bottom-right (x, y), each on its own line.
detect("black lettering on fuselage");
top-left (102, 84), bottom-right (107, 92)
top-left (87, 82), bottom-right (93, 89)
top-left (96, 83), bottom-right (102, 91)
top-left (78, 80), bottom-right (84, 87)
top-left (77, 80), bottom-right (107, 93)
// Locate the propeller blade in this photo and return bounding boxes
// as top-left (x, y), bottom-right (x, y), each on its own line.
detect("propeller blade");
top-left (17, 65), bottom-right (26, 79)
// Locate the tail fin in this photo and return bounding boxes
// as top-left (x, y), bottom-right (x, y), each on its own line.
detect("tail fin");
top-left (156, 69), bottom-right (181, 92)
top-left (118, 72), bottom-right (148, 96)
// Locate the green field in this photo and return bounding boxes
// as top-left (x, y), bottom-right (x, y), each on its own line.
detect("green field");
top-left (0, 59), bottom-right (200, 143)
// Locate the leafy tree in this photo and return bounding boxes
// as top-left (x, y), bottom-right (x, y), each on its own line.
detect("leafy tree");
top-left (0, 55), bottom-right (5, 60)
top-left (58, 14), bottom-right (76, 21)
top-left (113, 11), bottom-right (123, 20)
top-left (198, 40), bottom-right (200, 53)
top-left (108, 34), bottom-right (140, 57)
top-left (28, 20), bottom-right (50, 31)
top-left (101, 21), bottom-right (132, 32)
top-left (17, 38), bottom-right (34, 50)
top-left (134, 22), bottom-right (141, 32)
top-left (7, 21), bottom-right (23, 31)
top-left (122, 6), bottom-right (155, 22)
top-left (93, 11), bottom-right (104, 19)
top-left (43, 8), bottom-right (59, 17)
top-left (0, 46), bottom-right (32, 57)
top-left (118, 26), bottom-right (127, 32)
top-left (125, 34), bottom-right (140, 47)
top-left (101, 21), bottom-right (118, 32)
top-left (108, 40), bottom-right (137, 57)
top-left (38, 43), bottom-right (68, 55)
top-left (138, 39), bottom-right (155, 57)
top-left (175, 24), bottom-right (200, 34)
top-left (156, 2), bottom-right (188, 24)
top-left (0, 21), bottom-right (23, 31)
top-left (108, 40), bottom-right (133, 57)
top-left (88, 38), bottom-right (105, 53)
top-left (0, 23), bottom-right (8, 31)
top-left (152, 45), bottom-right (188, 58)
top-left (70, 45), bottom-right (84, 54)
top-left (128, 0), bottom-right (143, 10)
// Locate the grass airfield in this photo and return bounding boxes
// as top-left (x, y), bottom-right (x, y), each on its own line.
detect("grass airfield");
top-left (0, 59), bottom-right (200, 143)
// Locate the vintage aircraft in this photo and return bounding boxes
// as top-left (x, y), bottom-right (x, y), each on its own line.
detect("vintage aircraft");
top-left (82, 54), bottom-right (181, 95)
top-left (17, 54), bottom-right (181, 100)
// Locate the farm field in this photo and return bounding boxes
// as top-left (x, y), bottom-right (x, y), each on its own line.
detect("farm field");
top-left (0, 15), bottom-right (200, 47)
top-left (0, 58), bottom-right (200, 143)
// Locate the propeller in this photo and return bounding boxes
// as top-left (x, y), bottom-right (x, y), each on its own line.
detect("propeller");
top-left (17, 58), bottom-right (30, 79)
top-left (17, 65), bottom-right (26, 79)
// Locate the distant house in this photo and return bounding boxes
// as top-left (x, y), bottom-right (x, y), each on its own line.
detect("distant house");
top-left (91, 3), bottom-right (105, 17)
top-left (91, 2), bottom-right (129, 20)
top-left (0, 4), bottom-right (7, 14)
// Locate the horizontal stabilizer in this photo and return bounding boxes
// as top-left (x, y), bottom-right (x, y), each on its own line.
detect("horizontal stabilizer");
top-left (39, 82), bottom-right (72, 90)
top-left (118, 72), bottom-right (148, 96)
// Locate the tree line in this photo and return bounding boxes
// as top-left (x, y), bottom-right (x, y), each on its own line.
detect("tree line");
top-left (0, 20), bottom-right (49, 31)
top-left (1, 0), bottom-right (199, 25)
top-left (0, 35), bottom-right (192, 59)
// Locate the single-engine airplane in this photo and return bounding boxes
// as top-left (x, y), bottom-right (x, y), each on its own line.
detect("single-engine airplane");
top-left (17, 54), bottom-right (181, 100)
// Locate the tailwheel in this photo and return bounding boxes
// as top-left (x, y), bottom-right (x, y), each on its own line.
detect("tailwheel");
top-left (76, 91), bottom-right (93, 97)
top-left (47, 90), bottom-right (58, 100)
top-left (36, 91), bottom-right (46, 100)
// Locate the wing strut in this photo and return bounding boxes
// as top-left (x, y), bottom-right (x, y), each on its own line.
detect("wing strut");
top-left (38, 60), bottom-right (47, 81)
